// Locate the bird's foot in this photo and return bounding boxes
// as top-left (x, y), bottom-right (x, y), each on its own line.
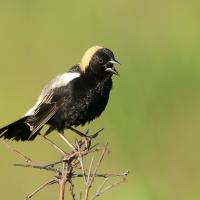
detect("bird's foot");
top-left (70, 127), bottom-right (104, 150)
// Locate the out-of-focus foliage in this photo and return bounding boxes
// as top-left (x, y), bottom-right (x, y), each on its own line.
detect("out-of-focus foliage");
top-left (0, 0), bottom-right (200, 199)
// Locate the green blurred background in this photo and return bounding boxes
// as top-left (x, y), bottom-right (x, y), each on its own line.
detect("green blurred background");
top-left (0, 0), bottom-right (200, 199)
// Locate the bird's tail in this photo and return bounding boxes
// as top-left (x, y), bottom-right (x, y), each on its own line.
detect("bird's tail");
top-left (0, 117), bottom-right (38, 141)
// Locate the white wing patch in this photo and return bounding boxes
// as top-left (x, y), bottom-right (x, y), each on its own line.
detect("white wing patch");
top-left (51, 72), bottom-right (80, 88)
top-left (24, 72), bottom-right (80, 116)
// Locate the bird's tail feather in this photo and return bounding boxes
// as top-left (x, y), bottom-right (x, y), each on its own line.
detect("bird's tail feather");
top-left (0, 117), bottom-right (37, 141)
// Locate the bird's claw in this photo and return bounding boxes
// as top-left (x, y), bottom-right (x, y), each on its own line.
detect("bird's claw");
top-left (82, 135), bottom-right (92, 150)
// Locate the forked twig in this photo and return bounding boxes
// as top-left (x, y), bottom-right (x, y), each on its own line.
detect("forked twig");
top-left (89, 143), bottom-right (109, 185)
top-left (76, 141), bottom-right (87, 184)
top-left (90, 178), bottom-right (127, 200)
top-left (83, 143), bottom-right (108, 200)
top-left (90, 178), bottom-right (109, 200)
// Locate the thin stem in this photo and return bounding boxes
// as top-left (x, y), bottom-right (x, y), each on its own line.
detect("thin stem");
top-left (86, 157), bottom-right (94, 185)
top-left (76, 141), bottom-right (87, 184)
top-left (14, 163), bottom-right (60, 173)
top-left (99, 178), bottom-right (126, 195)
top-left (3, 141), bottom-right (32, 163)
top-left (73, 171), bottom-right (129, 179)
top-left (90, 178), bottom-right (109, 200)
top-left (90, 178), bottom-right (126, 200)
top-left (25, 179), bottom-right (56, 200)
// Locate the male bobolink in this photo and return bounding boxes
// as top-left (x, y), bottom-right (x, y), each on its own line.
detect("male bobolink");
top-left (0, 46), bottom-right (119, 141)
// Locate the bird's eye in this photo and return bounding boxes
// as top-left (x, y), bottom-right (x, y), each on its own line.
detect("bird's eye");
top-left (99, 58), bottom-right (104, 64)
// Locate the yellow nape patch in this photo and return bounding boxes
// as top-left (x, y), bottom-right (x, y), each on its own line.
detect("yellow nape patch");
top-left (80, 46), bottom-right (103, 72)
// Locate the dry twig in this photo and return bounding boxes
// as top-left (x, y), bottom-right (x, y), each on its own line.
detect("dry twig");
top-left (25, 179), bottom-right (56, 200)
top-left (2, 128), bottom-right (129, 200)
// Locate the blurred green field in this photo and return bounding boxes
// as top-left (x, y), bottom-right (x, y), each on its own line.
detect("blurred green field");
top-left (0, 0), bottom-right (200, 199)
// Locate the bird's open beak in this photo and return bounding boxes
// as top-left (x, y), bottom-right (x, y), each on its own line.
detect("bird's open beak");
top-left (105, 67), bottom-right (119, 75)
top-left (105, 59), bottom-right (120, 75)
top-left (109, 58), bottom-right (120, 65)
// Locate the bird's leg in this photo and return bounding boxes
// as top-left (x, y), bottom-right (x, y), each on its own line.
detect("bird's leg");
top-left (40, 135), bottom-right (66, 155)
top-left (69, 127), bottom-right (89, 137)
top-left (40, 126), bottom-right (67, 155)
top-left (58, 130), bottom-right (76, 151)
top-left (44, 126), bottom-right (56, 136)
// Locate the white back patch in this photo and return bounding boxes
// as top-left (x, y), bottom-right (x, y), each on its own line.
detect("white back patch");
top-left (24, 72), bottom-right (80, 116)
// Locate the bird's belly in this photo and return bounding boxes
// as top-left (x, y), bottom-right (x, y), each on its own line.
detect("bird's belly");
top-left (48, 91), bottom-right (109, 131)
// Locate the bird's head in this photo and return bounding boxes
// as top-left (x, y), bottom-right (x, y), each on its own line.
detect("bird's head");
top-left (80, 46), bottom-right (119, 77)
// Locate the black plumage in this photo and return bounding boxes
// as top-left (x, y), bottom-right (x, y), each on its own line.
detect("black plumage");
top-left (0, 46), bottom-right (119, 141)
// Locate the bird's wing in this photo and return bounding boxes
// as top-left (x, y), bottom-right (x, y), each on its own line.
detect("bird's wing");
top-left (24, 71), bottom-right (80, 138)
top-left (27, 93), bottom-right (65, 138)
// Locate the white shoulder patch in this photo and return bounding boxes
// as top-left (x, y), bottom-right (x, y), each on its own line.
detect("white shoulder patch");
top-left (51, 72), bottom-right (80, 88)
top-left (24, 72), bottom-right (80, 116)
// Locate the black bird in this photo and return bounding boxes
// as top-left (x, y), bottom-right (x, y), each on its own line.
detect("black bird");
top-left (0, 46), bottom-right (119, 141)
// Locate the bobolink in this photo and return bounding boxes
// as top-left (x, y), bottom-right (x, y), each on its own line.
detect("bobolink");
top-left (0, 46), bottom-right (119, 141)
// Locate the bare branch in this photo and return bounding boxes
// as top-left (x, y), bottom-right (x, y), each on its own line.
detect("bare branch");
top-left (14, 163), bottom-right (60, 173)
top-left (2, 129), bottom-right (129, 200)
top-left (73, 171), bottom-right (129, 179)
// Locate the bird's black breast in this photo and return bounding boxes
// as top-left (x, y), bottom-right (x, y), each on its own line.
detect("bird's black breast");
top-left (48, 74), bottom-right (112, 131)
